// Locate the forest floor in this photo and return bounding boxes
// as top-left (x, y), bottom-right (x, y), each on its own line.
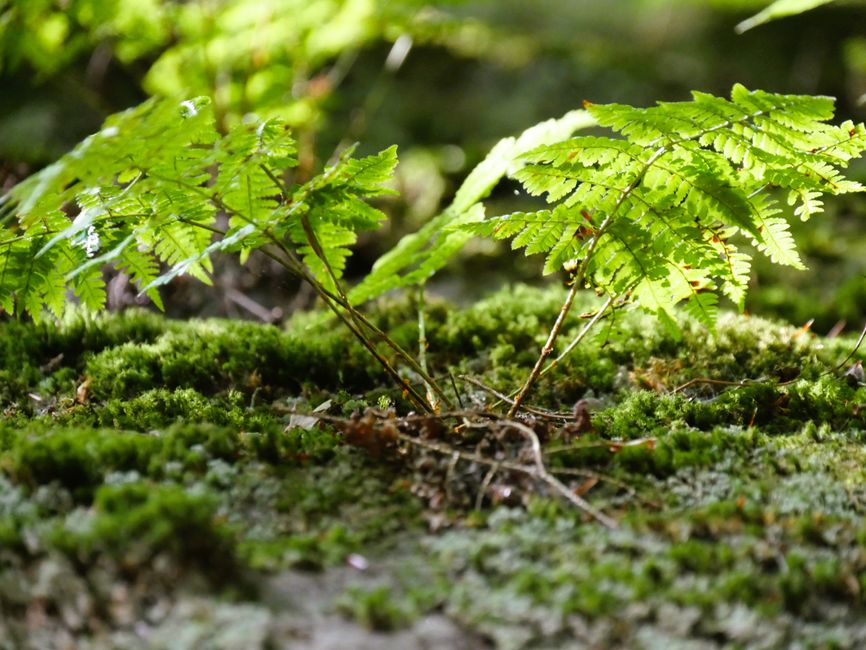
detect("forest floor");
top-left (2, 284), bottom-right (866, 650)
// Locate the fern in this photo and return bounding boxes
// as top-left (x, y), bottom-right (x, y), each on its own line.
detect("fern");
top-left (349, 109), bottom-right (596, 304)
top-left (459, 85), bottom-right (866, 331)
top-left (0, 96), bottom-right (396, 321)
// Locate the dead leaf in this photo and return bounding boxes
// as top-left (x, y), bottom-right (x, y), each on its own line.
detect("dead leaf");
top-left (75, 378), bottom-right (91, 404)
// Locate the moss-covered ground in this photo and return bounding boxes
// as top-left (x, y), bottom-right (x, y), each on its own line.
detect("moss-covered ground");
top-left (2, 284), bottom-right (866, 649)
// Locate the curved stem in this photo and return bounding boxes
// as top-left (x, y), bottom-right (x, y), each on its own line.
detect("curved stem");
top-left (536, 293), bottom-right (615, 383)
top-left (507, 281), bottom-right (580, 418)
top-left (156, 172), bottom-right (445, 412)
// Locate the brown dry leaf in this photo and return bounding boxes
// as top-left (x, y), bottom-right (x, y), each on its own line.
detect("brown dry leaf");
top-left (75, 378), bottom-right (91, 404)
top-left (573, 477), bottom-right (599, 496)
top-left (630, 358), bottom-right (684, 392)
top-left (608, 438), bottom-right (656, 453)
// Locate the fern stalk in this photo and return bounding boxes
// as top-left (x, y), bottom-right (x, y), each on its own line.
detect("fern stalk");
top-left (540, 293), bottom-right (616, 381)
top-left (253, 220), bottom-right (440, 413)
top-left (416, 286), bottom-right (439, 411)
top-left (507, 281), bottom-right (581, 417)
top-left (508, 148), bottom-right (660, 414)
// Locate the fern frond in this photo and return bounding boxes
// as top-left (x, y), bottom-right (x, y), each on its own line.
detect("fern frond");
top-left (1, 96), bottom-right (398, 319)
top-left (462, 85), bottom-right (866, 325)
top-left (736, 0), bottom-right (837, 34)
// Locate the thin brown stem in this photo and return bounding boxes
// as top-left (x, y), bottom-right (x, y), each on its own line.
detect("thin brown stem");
top-left (288, 217), bottom-right (450, 411)
top-left (828, 320), bottom-right (866, 374)
top-left (261, 170), bottom-right (452, 411)
top-left (151, 170), bottom-right (444, 411)
top-left (461, 375), bottom-right (571, 420)
top-left (393, 426), bottom-right (617, 528)
top-left (508, 282), bottom-right (580, 417)
top-left (416, 286), bottom-right (439, 410)
top-left (508, 147), bottom-right (667, 417)
top-left (499, 419), bottom-right (617, 528)
top-left (321, 291), bottom-right (433, 412)
top-left (536, 293), bottom-right (615, 383)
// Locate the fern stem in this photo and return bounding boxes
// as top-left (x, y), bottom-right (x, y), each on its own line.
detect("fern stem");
top-left (507, 281), bottom-right (580, 418)
top-left (167, 166), bottom-right (439, 409)
top-left (257, 231), bottom-right (439, 413)
top-left (507, 145), bottom-right (666, 416)
top-left (151, 171), bottom-right (444, 412)
top-left (294, 214), bottom-right (452, 410)
top-left (537, 294), bottom-right (615, 382)
top-left (319, 291), bottom-right (435, 413)
top-left (261, 163), bottom-right (453, 411)
top-left (249, 237), bottom-right (435, 412)
top-left (416, 285), bottom-right (438, 410)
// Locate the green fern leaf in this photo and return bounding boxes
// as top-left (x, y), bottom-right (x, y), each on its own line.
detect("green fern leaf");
top-left (461, 85), bottom-right (866, 326)
top-left (736, 0), bottom-right (837, 34)
top-left (1, 95), bottom-right (397, 319)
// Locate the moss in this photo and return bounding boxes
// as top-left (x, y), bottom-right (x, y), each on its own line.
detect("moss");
top-left (3, 284), bottom-right (866, 647)
top-left (83, 318), bottom-right (390, 400)
top-left (336, 585), bottom-right (419, 631)
top-left (51, 482), bottom-right (237, 572)
top-left (0, 419), bottom-right (343, 502)
top-left (234, 450), bottom-right (423, 570)
top-left (3, 426), bottom-right (159, 497)
top-left (0, 309), bottom-right (170, 406)
top-left (420, 503), bottom-right (866, 645)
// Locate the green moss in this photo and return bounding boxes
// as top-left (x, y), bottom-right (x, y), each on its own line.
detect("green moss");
top-left (0, 309), bottom-right (170, 405)
top-left (2, 284), bottom-right (866, 647)
top-left (235, 450), bottom-right (423, 570)
top-left (51, 482), bottom-right (237, 571)
top-left (0, 419), bottom-right (343, 502)
top-left (83, 318), bottom-right (391, 400)
top-left (336, 585), bottom-right (419, 631)
top-left (4, 426), bottom-right (159, 497)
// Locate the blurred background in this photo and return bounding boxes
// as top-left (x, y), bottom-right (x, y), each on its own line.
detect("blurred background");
top-left (1, 0), bottom-right (865, 331)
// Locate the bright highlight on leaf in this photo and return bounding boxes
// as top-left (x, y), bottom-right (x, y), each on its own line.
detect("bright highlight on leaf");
top-left (735, 0), bottom-right (837, 34)
top-left (350, 109), bottom-right (596, 304)
top-left (0, 84), bottom-right (864, 345)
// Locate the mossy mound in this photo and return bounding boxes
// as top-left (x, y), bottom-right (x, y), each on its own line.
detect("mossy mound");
top-left (1, 284), bottom-right (865, 648)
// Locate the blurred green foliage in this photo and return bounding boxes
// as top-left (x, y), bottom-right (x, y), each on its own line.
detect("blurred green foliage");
top-left (4, 0), bottom-right (865, 169)
top-left (2, 0), bottom-right (866, 328)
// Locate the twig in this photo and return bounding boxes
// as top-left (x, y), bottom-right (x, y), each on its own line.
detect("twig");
top-left (448, 371), bottom-right (465, 410)
top-left (224, 287), bottom-right (279, 322)
top-left (417, 286), bottom-right (438, 410)
top-left (475, 463), bottom-right (499, 510)
top-left (673, 377), bottom-right (754, 393)
top-left (500, 419), bottom-right (618, 529)
top-left (544, 437), bottom-right (656, 454)
top-left (508, 282), bottom-right (581, 418)
top-left (673, 373), bottom-right (803, 395)
top-left (548, 467), bottom-right (660, 508)
top-left (828, 319), bottom-right (866, 374)
top-left (292, 408), bottom-right (627, 526)
top-left (461, 375), bottom-right (571, 420)
top-left (396, 430), bottom-right (620, 524)
top-left (536, 294), bottom-right (615, 382)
